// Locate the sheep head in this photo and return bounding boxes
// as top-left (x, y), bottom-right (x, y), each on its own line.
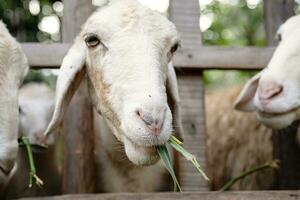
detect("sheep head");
top-left (45, 0), bottom-right (183, 166)
top-left (19, 83), bottom-right (55, 150)
top-left (0, 21), bottom-right (28, 187)
top-left (234, 15), bottom-right (300, 129)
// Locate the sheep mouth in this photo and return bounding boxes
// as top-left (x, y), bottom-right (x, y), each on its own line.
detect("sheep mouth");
top-left (123, 133), bottom-right (168, 149)
top-left (123, 136), bottom-right (160, 165)
top-left (124, 135), bottom-right (157, 151)
top-left (257, 107), bottom-right (299, 118)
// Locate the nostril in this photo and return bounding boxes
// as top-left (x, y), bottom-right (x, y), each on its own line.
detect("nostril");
top-left (137, 109), bottom-right (154, 126)
top-left (259, 84), bottom-right (283, 102)
top-left (136, 109), bottom-right (165, 134)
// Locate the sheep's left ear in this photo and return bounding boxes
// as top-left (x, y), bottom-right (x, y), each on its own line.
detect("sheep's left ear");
top-left (166, 63), bottom-right (184, 141)
top-left (234, 71), bottom-right (262, 112)
top-left (45, 37), bottom-right (86, 136)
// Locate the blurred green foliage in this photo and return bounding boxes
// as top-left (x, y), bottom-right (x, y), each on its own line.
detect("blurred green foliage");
top-left (201, 0), bottom-right (265, 90)
top-left (0, 0), bottom-right (299, 89)
top-left (202, 0), bottom-right (265, 46)
top-left (0, 0), bottom-right (60, 85)
top-left (202, 0), bottom-right (300, 91)
top-left (0, 0), bottom-right (61, 42)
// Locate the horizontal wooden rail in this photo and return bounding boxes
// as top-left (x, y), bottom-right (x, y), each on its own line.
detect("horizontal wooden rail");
top-left (20, 191), bottom-right (300, 200)
top-left (22, 43), bottom-right (71, 68)
top-left (174, 47), bottom-right (274, 70)
top-left (22, 43), bottom-right (275, 70)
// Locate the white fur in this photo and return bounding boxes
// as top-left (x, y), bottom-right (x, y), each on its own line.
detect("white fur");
top-left (19, 83), bottom-right (55, 145)
top-left (45, 0), bottom-right (183, 169)
top-left (235, 15), bottom-right (300, 131)
top-left (207, 85), bottom-right (274, 190)
top-left (0, 21), bottom-right (28, 193)
top-left (94, 110), bottom-right (171, 192)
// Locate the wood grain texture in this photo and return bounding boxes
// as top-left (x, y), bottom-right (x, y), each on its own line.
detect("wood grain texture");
top-left (24, 44), bottom-right (274, 70)
top-left (20, 191), bottom-right (300, 200)
top-left (173, 46), bottom-right (274, 70)
top-left (264, 0), bottom-right (295, 46)
top-left (61, 0), bottom-right (96, 194)
top-left (22, 43), bottom-right (71, 68)
top-left (273, 121), bottom-right (300, 189)
top-left (169, 0), bottom-right (208, 191)
top-left (62, 79), bottom-right (96, 193)
top-left (177, 73), bottom-right (208, 191)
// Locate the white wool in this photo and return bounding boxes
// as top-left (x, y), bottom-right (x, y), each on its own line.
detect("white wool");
top-left (0, 21), bottom-right (28, 192)
top-left (207, 85), bottom-right (274, 190)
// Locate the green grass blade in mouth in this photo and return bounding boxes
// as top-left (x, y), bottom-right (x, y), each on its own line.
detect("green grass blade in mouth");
top-left (156, 145), bottom-right (182, 192)
top-left (168, 136), bottom-right (209, 181)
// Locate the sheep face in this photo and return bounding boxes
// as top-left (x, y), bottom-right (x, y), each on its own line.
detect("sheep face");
top-left (0, 21), bottom-right (28, 187)
top-left (235, 15), bottom-right (300, 129)
top-left (19, 83), bottom-right (55, 148)
top-left (45, 0), bottom-right (183, 166)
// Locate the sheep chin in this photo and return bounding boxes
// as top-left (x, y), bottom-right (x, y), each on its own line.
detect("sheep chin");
top-left (256, 110), bottom-right (297, 129)
top-left (123, 137), bottom-right (159, 166)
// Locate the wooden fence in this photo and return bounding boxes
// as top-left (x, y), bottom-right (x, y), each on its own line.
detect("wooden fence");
top-left (20, 0), bottom-right (300, 198)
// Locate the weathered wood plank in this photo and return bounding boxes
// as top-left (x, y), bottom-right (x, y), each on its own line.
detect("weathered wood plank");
top-left (173, 47), bottom-right (274, 70)
top-left (177, 73), bottom-right (207, 191)
top-left (20, 191), bottom-right (300, 200)
top-left (273, 121), bottom-right (300, 189)
top-left (61, 0), bottom-right (96, 194)
top-left (169, 0), bottom-right (208, 191)
top-left (22, 43), bottom-right (70, 68)
top-left (62, 80), bottom-right (96, 193)
top-left (23, 44), bottom-right (274, 70)
top-left (263, 0), bottom-right (299, 190)
top-left (264, 0), bottom-right (295, 46)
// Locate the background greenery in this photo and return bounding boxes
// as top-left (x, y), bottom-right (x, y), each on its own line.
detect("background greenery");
top-left (0, 0), bottom-right (299, 90)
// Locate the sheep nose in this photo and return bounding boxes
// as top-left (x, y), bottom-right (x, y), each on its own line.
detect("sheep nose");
top-left (137, 108), bottom-right (166, 135)
top-left (258, 82), bottom-right (283, 104)
top-left (0, 159), bottom-right (15, 176)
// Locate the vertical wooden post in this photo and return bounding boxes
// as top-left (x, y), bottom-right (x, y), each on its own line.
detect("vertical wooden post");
top-left (169, 0), bottom-right (208, 191)
top-left (62, 0), bottom-right (96, 193)
top-left (264, 0), bottom-right (295, 46)
top-left (263, 0), bottom-right (300, 189)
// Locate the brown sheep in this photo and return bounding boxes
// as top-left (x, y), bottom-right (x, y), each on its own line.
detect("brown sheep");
top-left (206, 85), bottom-right (275, 190)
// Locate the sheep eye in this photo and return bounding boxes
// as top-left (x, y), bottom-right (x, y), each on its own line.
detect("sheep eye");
top-left (170, 43), bottom-right (179, 54)
top-left (85, 35), bottom-right (100, 48)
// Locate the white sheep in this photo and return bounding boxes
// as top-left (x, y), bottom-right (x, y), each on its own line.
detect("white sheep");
top-left (44, 0), bottom-right (183, 192)
top-left (234, 15), bottom-right (300, 138)
top-left (206, 85), bottom-right (274, 190)
top-left (0, 21), bottom-right (28, 194)
top-left (5, 83), bottom-right (61, 198)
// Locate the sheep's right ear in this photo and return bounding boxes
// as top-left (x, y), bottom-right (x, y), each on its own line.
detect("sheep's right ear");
top-left (45, 37), bottom-right (86, 136)
top-left (234, 72), bottom-right (262, 112)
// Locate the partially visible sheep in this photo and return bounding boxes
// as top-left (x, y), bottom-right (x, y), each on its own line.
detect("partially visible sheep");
top-left (234, 15), bottom-right (300, 132)
top-left (44, 0), bottom-right (183, 192)
top-left (206, 85), bottom-right (274, 190)
top-left (0, 21), bottom-right (28, 194)
top-left (5, 83), bottom-right (61, 198)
